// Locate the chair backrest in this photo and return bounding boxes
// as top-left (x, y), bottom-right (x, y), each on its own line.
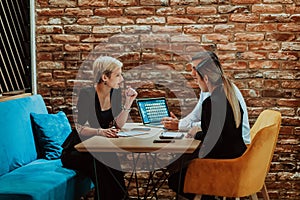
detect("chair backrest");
top-left (250, 110), bottom-right (281, 141)
top-left (237, 110), bottom-right (281, 196)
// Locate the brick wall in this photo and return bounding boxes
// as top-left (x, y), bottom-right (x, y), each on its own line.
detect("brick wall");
top-left (35, 0), bottom-right (299, 199)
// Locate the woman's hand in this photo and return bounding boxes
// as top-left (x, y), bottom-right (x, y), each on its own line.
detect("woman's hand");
top-left (124, 86), bottom-right (138, 109)
top-left (161, 112), bottom-right (179, 130)
top-left (186, 126), bottom-right (202, 138)
top-left (99, 128), bottom-right (120, 138)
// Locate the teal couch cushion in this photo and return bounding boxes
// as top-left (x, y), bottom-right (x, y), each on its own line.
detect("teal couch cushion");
top-left (0, 159), bottom-right (92, 200)
top-left (30, 111), bottom-right (72, 160)
top-left (0, 95), bottom-right (48, 176)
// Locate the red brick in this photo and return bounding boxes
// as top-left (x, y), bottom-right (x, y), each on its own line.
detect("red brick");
top-left (198, 15), bottom-right (228, 23)
top-left (261, 14), bottom-right (292, 23)
top-left (93, 26), bottom-right (121, 34)
top-left (249, 61), bottom-right (279, 69)
top-left (64, 25), bottom-right (92, 33)
top-left (218, 5), bottom-right (250, 14)
top-left (38, 72), bottom-right (53, 80)
top-left (266, 33), bottom-right (296, 41)
top-left (281, 81), bottom-right (300, 89)
top-left (246, 98), bottom-right (277, 107)
top-left (278, 23), bottom-right (300, 32)
top-left (281, 61), bottom-right (300, 70)
top-left (122, 25), bottom-right (151, 33)
top-left (231, 0), bottom-right (260, 3)
top-left (152, 25), bottom-right (182, 33)
top-left (282, 42), bottom-right (300, 51)
top-left (52, 35), bottom-right (80, 42)
top-left (64, 44), bottom-right (93, 52)
top-left (137, 16), bottom-right (166, 24)
top-left (37, 61), bottom-right (65, 69)
top-left (167, 16), bottom-right (197, 24)
top-left (186, 6), bottom-right (216, 14)
top-left (277, 99), bottom-right (300, 107)
top-left (183, 25), bottom-right (214, 34)
top-left (77, 17), bottom-right (106, 25)
top-left (252, 4), bottom-right (283, 13)
top-left (230, 13), bottom-right (259, 22)
top-left (94, 8), bottom-right (123, 16)
top-left (264, 80), bottom-right (280, 89)
top-left (65, 8), bottom-right (93, 16)
top-left (36, 35), bottom-right (52, 43)
top-left (78, 0), bottom-right (106, 6)
top-left (286, 5), bottom-right (300, 14)
top-left (221, 61), bottom-right (247, 69)
top-left (48, 0), bottom-right (76, 7)
top-left (107, 17), bottom-right (135, 25)
top-left (248, 79), bottom-right (263, 88)
top-left (235, 33), bottom-right (264, 41)
top-left (268, 52), bottom-right (298, 60)
top-left (36, 44), bottom-right (63, 52)
top-left (217, 42), bottom-right (247, 51)
top-left (53, 70), bottom-right (76, 79)
top-left (156, 7), bottom-right (185, 15)
top-left (202, 34), bottom-right (232, 43)
top-left (37, 0), bottom-right (49, 7)
top-left (214, 24), bottom-right (245, 33)
top-left (80, 35), bottom-right (109, 43)
top-left (246, 23), bottom-right (277, 32)
top-left (37, 53), bottom-right (53, 61)
top-left (36, 8), bottom-right (64, 16)
top-left (170, 0), bottom-right (198, 6)
top-left (125, 7), bottom-right (155, 15)
top-left (264, 0), bottom-right (293, 3)
top-left (249, 42), bottom-right (280, 50)
top-left (37, 25), bottom-right (63, 34)
top-left (238, 52), bottom-right (267, 60)
top-left (39, 81), bottom-right (66, 88)
top-left (108, 0), bottom-right (138, 6)
top-left (140, 0), bottom-right (164, 5)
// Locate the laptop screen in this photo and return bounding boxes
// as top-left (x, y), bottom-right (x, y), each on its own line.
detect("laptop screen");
top-left (136, 97), bottom-right (170, 125)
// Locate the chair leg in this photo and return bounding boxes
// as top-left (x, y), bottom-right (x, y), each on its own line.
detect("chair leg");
top-left (261, 183), bottom-right (270, 200)
top-left (250, 193), bottom-right (258, 200)
top-left (194, 194), bottom-right (202, 200)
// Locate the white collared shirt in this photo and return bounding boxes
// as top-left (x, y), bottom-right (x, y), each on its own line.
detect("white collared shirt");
top-left (178, 85), bottom-right (251, 144)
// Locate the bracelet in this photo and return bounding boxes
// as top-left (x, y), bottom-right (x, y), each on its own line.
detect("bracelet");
top-left (96, 128), bottom-right (101, 136)
top-left (122, 106), bottom-right (132, 112)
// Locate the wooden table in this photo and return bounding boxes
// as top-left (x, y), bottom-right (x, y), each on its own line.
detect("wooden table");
top-left (75, 123), bottom-right (200, 154)
top-left (75, 123), bottom-right (201, 200)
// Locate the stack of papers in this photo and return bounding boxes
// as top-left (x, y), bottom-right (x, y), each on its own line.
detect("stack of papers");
top-left (117, 131), bottom-right (147, 137)
top-left (160, 131), bottom-right (185, 139)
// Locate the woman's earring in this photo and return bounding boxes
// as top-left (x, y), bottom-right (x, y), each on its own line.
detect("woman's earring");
top-left (104, 81), bottom-right (107, 85)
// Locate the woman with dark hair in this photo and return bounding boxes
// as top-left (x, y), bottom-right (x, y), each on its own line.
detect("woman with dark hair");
top-left (168, 52), bottom-right (247, 200)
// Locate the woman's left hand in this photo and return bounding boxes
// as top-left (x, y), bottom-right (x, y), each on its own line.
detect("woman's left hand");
top-left (186, 126), bottom-right (202, 138)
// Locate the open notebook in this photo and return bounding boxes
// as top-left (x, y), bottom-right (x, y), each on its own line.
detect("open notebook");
top-left (136, 97), bottom-right (170, 128)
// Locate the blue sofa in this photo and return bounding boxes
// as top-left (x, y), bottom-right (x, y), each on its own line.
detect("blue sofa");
top-left (0, 94), bottom-right (93, 200)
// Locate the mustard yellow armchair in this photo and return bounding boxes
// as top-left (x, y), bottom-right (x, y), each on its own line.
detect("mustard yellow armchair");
top-left (183, 110), bottom-right (281, 200)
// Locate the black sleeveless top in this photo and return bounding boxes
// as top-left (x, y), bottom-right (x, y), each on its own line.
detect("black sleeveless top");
top-left (76, 87), bottom-right (122, 129)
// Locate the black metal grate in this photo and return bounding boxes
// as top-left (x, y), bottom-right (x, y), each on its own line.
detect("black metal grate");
top-left (0, 0), bottom-right (31, 94)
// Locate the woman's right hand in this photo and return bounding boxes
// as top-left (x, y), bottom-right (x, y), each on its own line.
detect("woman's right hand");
top-left (98, 128), bottom-right (120, 138)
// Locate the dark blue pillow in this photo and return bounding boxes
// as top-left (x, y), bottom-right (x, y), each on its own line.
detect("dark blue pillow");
top-left (30, 111), bottom-right (72, 160)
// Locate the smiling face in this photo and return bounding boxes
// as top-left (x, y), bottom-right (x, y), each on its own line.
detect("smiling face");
top-left (103, 67), bottom-right (124, 89)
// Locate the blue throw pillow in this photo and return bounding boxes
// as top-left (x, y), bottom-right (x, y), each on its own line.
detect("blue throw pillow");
top-left (30, 111), bottom-right (72, 160)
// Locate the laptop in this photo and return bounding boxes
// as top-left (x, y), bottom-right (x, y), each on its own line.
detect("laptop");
top-left (136, 97), bottom-right (170, 127)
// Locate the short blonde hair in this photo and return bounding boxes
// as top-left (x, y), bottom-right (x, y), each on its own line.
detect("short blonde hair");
top-left (93, 56), bottom-right (123, 83)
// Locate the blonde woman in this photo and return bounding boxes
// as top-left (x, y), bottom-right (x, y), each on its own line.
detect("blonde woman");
top-left (168, 53), bottom-right (247, 200)
top-left (61, 56), bottom-right (137, 200)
